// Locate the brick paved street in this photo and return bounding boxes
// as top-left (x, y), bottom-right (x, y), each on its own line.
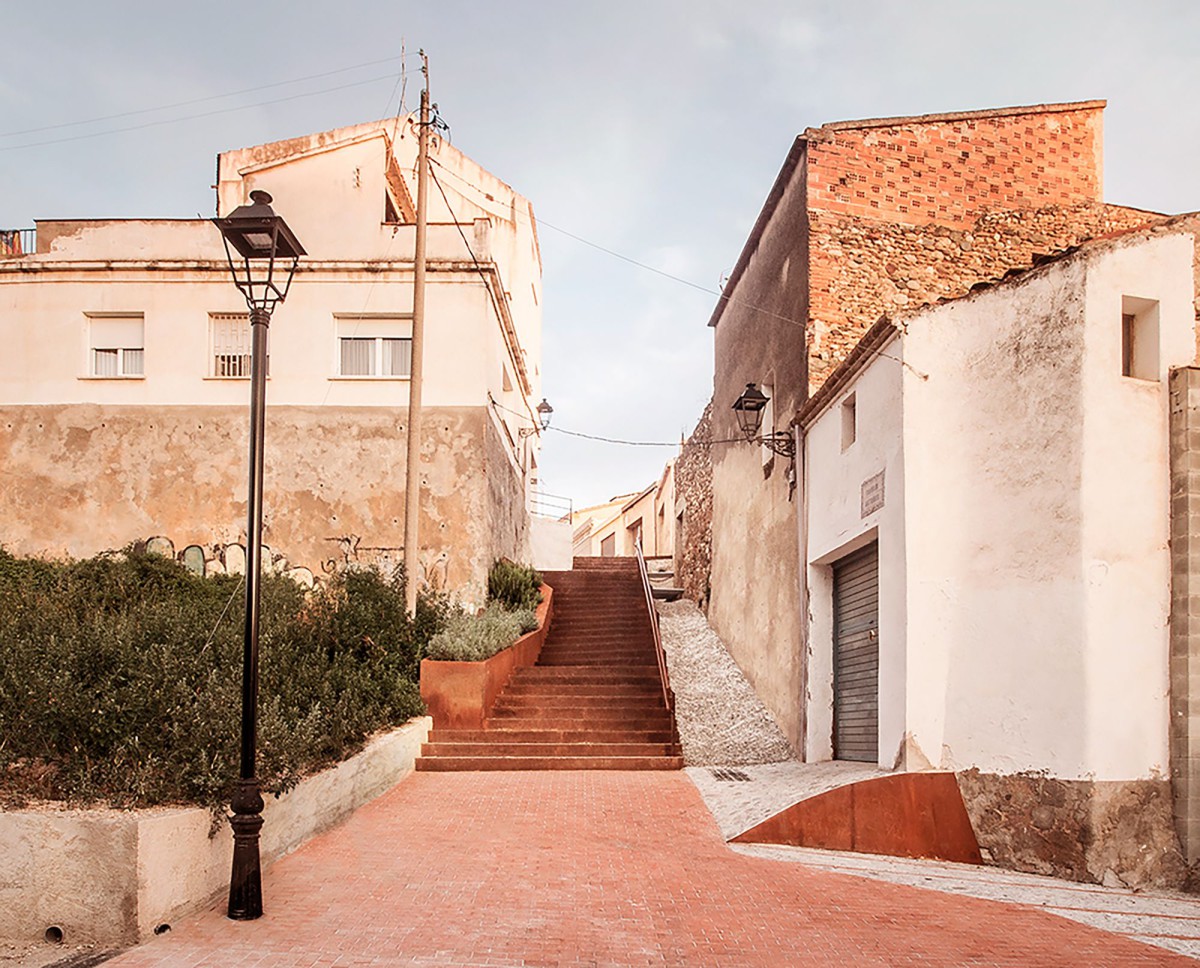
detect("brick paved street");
top-left (103, 772), bottom-right (1193, 967)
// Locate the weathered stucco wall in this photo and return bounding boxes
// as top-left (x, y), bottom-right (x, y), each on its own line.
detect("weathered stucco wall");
top-left (484, 411), bottom-right (532, 569)
top-left (0, 404), bottom-right (503, 602)
top-left (709, 150), bottom-right (810, 754)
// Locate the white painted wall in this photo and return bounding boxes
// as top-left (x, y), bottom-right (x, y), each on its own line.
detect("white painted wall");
top-left (803, 335), bottom-right (906, 766)
top-left (1077, 235), bottom-right (1196, 779)
top-left (2, 119), bottom-right (545, 450)
top-left (801, 231), bottom-right (1196, 781)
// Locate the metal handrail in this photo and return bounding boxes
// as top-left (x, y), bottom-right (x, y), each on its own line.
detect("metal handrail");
top-left (634, 537), bottom-right (673, 712)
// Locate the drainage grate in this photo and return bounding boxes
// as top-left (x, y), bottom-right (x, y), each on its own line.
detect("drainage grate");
top-left (710, 768), bottom-right (752, 782)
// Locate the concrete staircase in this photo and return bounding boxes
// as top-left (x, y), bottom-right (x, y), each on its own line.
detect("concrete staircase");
top-left (417, 557), bottom-right (683, 771)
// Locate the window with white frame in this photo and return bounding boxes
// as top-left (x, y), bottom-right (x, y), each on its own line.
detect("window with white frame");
top-left (209, 313), bottom-right (266, 378)
top-left (336, 317), bottom-right (413, 378)
top-left (88, 315), bottom-right (144, 377)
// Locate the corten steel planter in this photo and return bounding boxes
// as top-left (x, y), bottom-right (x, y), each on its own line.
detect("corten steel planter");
top-left (420, 584), bottom-right (554, 730)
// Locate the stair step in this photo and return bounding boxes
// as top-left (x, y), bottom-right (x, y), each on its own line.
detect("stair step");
top-left (428, 728), bottom-right (676, 743)
top-left (486, 714), bottom-right (673, 730)
top-left (422, 742), bottom-right (674, 757)
top-left (415, 755), bottom-right (684, 772)
top-left (494, 697), bottom-right (667, 712)
top-left (538, 658), bottom-right (657, 666)
top-left (502, 683), bottom-right (663, 696)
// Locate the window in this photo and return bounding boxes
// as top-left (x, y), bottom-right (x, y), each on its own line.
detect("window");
top-left (335, 317), bottom-right (413, 378)
top-left (209, 313), bottom-right (267, 378)
top-left (88, 315), bottom-right (144, 377)
top-left (841, 394), bottom-right (857, 450)
top-left (1121, 297), bottom-right (1160, 381)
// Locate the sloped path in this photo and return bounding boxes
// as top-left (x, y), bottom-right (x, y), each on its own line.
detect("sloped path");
top-left (656, 599), bottom-right (792, 765)
top-left (103, 772), bottom-right (1189, 967)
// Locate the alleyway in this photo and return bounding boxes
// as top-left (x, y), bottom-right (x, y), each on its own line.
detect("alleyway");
top-left (98, 771), bottom-right (1190, 967)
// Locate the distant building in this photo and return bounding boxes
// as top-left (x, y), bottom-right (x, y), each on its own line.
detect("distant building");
top-left (0, 118), bottom-right (546, 603)
top-left (572, 459), bottom-right (677, 561)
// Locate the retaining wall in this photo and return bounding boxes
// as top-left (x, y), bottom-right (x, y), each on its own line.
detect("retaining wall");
top-left (0, 717), bottom-right (431, 947)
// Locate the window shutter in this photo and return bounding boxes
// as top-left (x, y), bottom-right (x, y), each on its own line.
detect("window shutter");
top-left (90, 317), bottom-right (143, 349)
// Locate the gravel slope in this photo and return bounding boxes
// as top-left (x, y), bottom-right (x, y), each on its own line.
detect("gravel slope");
top-left (657, 599), bottom-right (793, 766)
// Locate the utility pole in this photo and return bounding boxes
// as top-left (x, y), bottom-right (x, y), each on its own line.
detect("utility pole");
top-left (403, 52), bottom-right (430, 617)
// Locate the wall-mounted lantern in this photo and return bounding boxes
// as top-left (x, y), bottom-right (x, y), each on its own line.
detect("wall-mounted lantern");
top-left (520, 398), bottom-right (554, 437)
top-left (732, 382), bottom-right (795, 458)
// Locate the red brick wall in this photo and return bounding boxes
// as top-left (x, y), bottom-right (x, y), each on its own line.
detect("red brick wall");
top-left (800, 104), bottom-right (1169, 392)
top-left (805, 105), bottom-right (1104, 230)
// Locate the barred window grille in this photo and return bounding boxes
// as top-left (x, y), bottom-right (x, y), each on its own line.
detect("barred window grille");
top-left (89, 316), bottom-right (144, 377)
top-left (210, 313), bottom-right (266, 378)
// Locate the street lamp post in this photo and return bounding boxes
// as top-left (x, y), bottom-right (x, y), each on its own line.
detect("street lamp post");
top-left (212, 190), bottom-right (305, 921)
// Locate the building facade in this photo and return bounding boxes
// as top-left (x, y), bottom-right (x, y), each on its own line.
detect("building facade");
top-left (706, 100), bottom-right (1163, 752)
top-left (0, 119), bottom-right (545, 603)
top-left (796, 227), bottom-right (1196, 888)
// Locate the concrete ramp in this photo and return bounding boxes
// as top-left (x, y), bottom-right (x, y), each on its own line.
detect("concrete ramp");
top-left (730, 771), bottom-right (982, 865)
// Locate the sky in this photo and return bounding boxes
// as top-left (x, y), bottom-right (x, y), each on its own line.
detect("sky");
top-left (3, 2), bottom-right (1199, 510)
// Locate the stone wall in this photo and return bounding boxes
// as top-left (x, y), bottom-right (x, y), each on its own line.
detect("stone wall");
top-left (674, 400), bottom-right (712, 606)
top-left (957, 770), bottom-right (1187, 891)
top-left (0, 403), bottom-right (513, 604)
top-left (806, 202), bottom-right (1159, 391)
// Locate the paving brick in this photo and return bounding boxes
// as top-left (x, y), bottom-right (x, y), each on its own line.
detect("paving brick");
top-left (104, 772), bottom-right (1192, 967)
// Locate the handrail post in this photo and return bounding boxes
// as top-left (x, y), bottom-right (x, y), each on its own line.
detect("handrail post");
top-left (635, 538), bottom-right (672, 711)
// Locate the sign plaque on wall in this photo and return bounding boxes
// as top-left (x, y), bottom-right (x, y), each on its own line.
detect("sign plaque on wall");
top-left (861, 470), bottom-right (885, 518)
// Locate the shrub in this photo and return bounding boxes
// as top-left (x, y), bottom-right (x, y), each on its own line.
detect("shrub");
top-left (424, 606), bottom-right (537, 661)
top-left (487, 559), bottom-right (542, 611)
top-left (0, 548), bottom-right (449, 811)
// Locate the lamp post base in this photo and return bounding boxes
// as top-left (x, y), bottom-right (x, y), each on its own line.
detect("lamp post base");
top-left (227, 778), bottom-right (265, 920)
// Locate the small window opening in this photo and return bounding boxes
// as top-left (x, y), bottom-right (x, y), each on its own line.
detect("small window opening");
top-left (1121, 296), bottom-right (1160, 381)
top-left (384, 193), bottom-right (401, 224)
top-left (841, 394), bottom-right (857, 451)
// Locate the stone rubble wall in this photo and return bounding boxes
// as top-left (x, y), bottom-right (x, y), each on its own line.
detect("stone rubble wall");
top-left (672, 400), bottom-right (713, 607)
top-left (956, 769), bottom-right (1187, 891)
top-left (806, 202), bottom-right (1162, 392)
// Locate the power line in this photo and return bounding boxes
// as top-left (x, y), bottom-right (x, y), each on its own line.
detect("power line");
top-left (488, 396), bottom-right (746, 450)
top-left (0, 56), bottom-right (413, 139)
top-left (426, 155), bottom-right (807, 329)
top-left (0, 73), bottom-right (405, 152)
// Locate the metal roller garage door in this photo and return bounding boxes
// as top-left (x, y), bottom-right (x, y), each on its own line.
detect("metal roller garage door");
top-left (833, 542), bottom-right (879, 763)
